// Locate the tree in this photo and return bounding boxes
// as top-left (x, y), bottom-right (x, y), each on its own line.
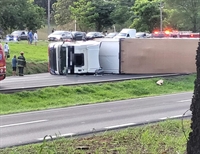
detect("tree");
top-left (53, 0), bottom-right (78, 26)
top-left (187, 42), bottom-right (200, 153)
top-left (34, 0), bottom-right (57, 16)
top-left (91, 0), bottom-right (115, 31)
top-left (0, 0), bottom-right (45, 32)
top-left (109, 0), bottom-right (135, 6)
top-left (69, 0), bottom-right (98, 31)
top-left (23, 3), bottom-right (46, 31)
top-left (110, 0), bottom-right (135, 31)
top-left (130, 0), bottom-right (163, 32)
top-left (70, 0), bottom-right (116, 31)
top-left (165, 0), bottom-right (200, 32)
top-left (53, 0), bottom-right (137, 32)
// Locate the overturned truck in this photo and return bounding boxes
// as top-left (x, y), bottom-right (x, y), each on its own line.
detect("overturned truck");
top-left (48, 38), bottom-right (197, 75)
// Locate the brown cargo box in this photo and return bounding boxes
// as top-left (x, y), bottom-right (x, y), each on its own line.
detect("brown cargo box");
top-left (120, 38), bottom-right (198, 74)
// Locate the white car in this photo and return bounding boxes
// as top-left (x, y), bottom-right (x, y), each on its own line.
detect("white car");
top-left (48, 31), bottom-right (73, 41)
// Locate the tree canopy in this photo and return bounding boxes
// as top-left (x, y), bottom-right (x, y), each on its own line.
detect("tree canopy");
top-left (34, 0), bottom-right (57, 16)
top-left (0, 0), bottom-right (45, 32)
top-left (69, 0), bottom-right (98, 31)
top-left (130, 0), bottom-right (161, 32)
top-left (53, 0), bottom-right (78, 26)
top-left (165, 0), bottom-right (200, 32)
top-left (1, 0), bottom-right (200, 33)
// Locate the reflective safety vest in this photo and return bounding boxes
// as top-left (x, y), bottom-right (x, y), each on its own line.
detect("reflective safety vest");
top-left (17, 55), bottom-right (26, 67)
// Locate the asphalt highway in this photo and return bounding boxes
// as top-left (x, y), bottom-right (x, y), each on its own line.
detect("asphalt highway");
top-left (0, 92), bottom-right (192, 148)
top-left (0, 73), bottom-right (181, 93)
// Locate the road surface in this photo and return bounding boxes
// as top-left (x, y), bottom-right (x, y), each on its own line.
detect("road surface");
top-left (0, 92), bottom-right (192, 148)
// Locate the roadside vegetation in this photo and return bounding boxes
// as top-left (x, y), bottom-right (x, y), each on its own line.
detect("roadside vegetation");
top-left (6, 41), bottom-right (48, 62)
top-left (0, 74), bottom-right (195, 115)
top-left (0, 119), bottom-right (191, 154)
top-left (6, 62), bottom-right (48, 76)
top-left (4, 41), bottom-right (48, 76)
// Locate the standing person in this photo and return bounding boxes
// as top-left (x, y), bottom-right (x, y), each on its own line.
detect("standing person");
top-left (105, 31), bottom-right (108, 36)
top-left (12, 55), bottom-right (17, 76)
top-left (17, 52), bottom-right (26, 76)
top-left (28, 30), bottom-right (33, 44)
top-left (27, 31), bottom-right (30, 44)
top-left (4, 42), bottom-right (9, 59)
top-left (33, 31), bottom-right (38, 46)
top-left (52, 28), bottom-right (55, 33)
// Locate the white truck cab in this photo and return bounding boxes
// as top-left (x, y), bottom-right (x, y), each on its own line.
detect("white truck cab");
top-left (114, 28), bottom-right (136, 39)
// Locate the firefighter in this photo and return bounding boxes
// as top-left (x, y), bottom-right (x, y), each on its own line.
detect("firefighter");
top-left (17, 51), bottom-right (26, 76)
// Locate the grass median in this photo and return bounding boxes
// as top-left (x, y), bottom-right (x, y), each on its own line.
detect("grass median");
top-left (0, 74), bottom-right (195, 115)
top-left (6, 41), bottom-right (48, 62)
top-left (0, 119), bottom-right (191, 154)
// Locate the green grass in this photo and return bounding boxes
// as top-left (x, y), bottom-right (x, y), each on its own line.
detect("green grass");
top-left (0, 119), bottom-right (191, 154)
top-left (6, 41), bottom-right (49, 62)
top-left (0, 74), bottom-right (195, 115)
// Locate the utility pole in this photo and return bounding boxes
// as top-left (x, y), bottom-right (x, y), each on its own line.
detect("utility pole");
top-left (160, 0), bottom-right (163, 33)
top-left (48, 0), bottom-right (51, 34)
top-left (75, 16), bottom-right (77, 31)
top-left (113, 25), bottom-right (116, 32)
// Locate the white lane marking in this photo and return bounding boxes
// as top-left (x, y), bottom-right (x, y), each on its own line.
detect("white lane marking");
top-left (0, 120), bottom-right (48, 128)
top-left (159, 114), bottom-right (191, 120)
top-left (105, 123), bottom-right (136, 129)
top-left (37, 133), bottom-right (75, 141)
top-left (170, 115), bottom-right (183, 118)
top-left (160, 117), bottom-right (167, 120)
top-left (0, 92), bottom-right (193, 118)
top-left (177, 99), bottom-right (191, 103)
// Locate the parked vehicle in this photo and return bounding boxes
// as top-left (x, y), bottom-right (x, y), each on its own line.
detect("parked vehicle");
top-left (71, 31), bottom-right (86, 41)
top-left (105, 32), bottom-right (118, 38)
top-left (151, 31), bottom-right (166, 38)
top-left (0, 43), bottom-right (6, 81)
top-left (136, 32), bottom-right (152, 38)
top-left (86, 32), bottom-right (105, 40)
top-left (114, 29), bottom-right (136, 39)
top-left (6, 30), bottom-right (28, 41)
top-left (48, 31), bottom-right (73, 42)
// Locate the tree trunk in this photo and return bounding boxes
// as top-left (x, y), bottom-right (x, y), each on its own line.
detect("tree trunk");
top-left (187, 41), bottom-right (200, 154)
top-left (192, 17), bottom-right (197, 32)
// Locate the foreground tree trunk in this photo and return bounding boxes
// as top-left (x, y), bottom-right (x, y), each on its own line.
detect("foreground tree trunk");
top-left (187, 41), bottom-right (200, 154)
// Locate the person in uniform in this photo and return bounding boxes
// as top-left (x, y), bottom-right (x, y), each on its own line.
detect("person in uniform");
top-left (17, 51), bottom-right (26, 76)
